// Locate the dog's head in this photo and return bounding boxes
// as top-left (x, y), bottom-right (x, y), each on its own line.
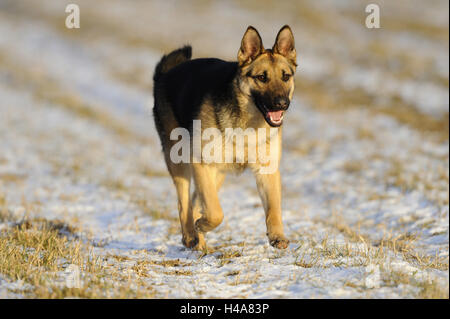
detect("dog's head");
top-left (237, 25), bottom-right (297, 127)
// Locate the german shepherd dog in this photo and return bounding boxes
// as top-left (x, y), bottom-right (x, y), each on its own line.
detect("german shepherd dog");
top-left (153, 26), bottom-right (297, 250)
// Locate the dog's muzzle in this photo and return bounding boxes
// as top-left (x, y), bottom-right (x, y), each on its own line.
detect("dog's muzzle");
top-left (259, 96), bottom-right (290, 127)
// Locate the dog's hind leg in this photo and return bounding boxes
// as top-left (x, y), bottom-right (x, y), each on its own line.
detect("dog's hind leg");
top-left (188, 191), bottom-right (204, 249)
top-left (192, 164), bottom-right (224, 234)
top-left (189, 170), bottom-right (225, 250)
top-left (190, 170), bottom-right (225, 223)
top-left (166, 160), bottom-right (199, 248)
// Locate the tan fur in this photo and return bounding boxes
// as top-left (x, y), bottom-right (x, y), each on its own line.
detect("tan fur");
top-left (154, 26), bottom-right (297, 250)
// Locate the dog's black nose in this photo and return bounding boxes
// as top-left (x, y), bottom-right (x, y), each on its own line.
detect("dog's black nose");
top-left (274, 96), bottom-right (290, 109)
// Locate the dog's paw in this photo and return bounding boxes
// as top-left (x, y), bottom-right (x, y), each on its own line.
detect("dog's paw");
top-left (269, 235), bottom-right (289, 249)
top-left (182, 235), bottom-right (198, 249)
top-left (193, 240), bottom-right (206, 252)
top-left (182, 233), bottom-right (206, 251)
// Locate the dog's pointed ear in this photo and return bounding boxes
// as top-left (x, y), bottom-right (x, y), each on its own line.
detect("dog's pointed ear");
top-left (273, 25), bottom-right (296, 65)
top-left (238, 26), bottom-right (264, 66)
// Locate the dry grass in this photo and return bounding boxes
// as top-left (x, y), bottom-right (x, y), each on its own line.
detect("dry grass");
top-left (0, 218), bottom-right (83, 296)
top-left (342, 160), bottom-right (366, 174)
top-left (131, 197), bottom-right (176, 222)
top-left (0, 51), bottom-right (151, 146)
top-left (0, 217), bottom-right (157, 298)
top-left (0, 193), bottom-right (8, 222)
top-left (99, 178), bottom-right (176, 223)
top-left (292, 230), bottom-right (448, 298)
top-left (356, 127), bottom-right (375, 140)
top-left (319, 212), bottom-right (449, 272)
top-left (296, 78), bottom-right (449, 142)
top-left (225, 270), bottom-right (241, 276)
top-left (416, 280), bottom-right (449, 299)
top-left (140, 167), bottom-right (169, 178)
top-left (385, 158), bottom-right (449, 206)
top-left (373, 233), bottom-right (418, 254)
top-left (0, 0), bottom-right (447, 299)
top-left (294, 253), bottom-right (321, 268)
top-left (106, 258), bottom-right (194, 278)
top-left (147, 259), bottom-right (192, 267)
top-left (207, 248), bottom-right (244, 267)
top-left (381, 267), bottom-right (449, 299)
top-left (164, 269), bottom-right (193, 276)
top-left (404, 252), bottom-right (449, 272)
top-left (294, 235), bottom-right (385, 270)
top-left (0, 173), bottom-right (27, 184)
top-left (229, 271), bottom-right (261, 286)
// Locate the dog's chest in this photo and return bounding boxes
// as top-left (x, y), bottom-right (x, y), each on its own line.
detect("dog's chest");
top-left (217, 126), bottom-right (281, 172)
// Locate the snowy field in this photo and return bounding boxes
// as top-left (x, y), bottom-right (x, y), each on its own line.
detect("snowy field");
top-left (0, 0), bottom-right (448, 298)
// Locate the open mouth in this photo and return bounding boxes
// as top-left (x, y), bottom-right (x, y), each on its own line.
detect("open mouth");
top-left (257, 103), bottom-right (285, 127)
top-left (265, 110), bottom-right (284, 127)
top-left (252, 93), bottom-right (288, 127)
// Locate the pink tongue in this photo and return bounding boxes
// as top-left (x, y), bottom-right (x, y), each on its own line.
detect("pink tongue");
top-left (268, 111), bottom-right (283, 121)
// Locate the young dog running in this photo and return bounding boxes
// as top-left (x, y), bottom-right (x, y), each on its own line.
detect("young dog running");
top-left (153, 25), bottom-right (297, 250)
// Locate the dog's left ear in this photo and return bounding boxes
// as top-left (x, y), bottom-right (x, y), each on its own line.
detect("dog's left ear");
top-left (273, 25), bottom-right (297, 65)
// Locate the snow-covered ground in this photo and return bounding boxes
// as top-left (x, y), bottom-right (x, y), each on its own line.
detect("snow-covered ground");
top-left (0, 0), bottom-right (448, 298)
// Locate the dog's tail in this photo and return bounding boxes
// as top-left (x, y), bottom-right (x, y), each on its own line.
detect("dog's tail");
top-left (153, 45), bottom-right (192, 82)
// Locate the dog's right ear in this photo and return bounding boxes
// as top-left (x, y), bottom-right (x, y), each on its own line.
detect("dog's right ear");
top-left (238, 26), bottom-right (264, 66)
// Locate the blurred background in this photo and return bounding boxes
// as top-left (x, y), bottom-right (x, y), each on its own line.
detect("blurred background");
top-left (0, 0), bottom-right (448, 298)
top-left (1, 0), bottom-right (448, 122)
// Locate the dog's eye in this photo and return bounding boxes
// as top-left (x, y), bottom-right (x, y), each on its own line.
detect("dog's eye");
top-left (282, 73), bottom-right (292, 82)
top-left (256, 74), bottom-right (267, 83)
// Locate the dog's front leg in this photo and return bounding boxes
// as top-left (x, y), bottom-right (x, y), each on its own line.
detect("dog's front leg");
top-left (192, 163), bottom-right (224, 234)
top-left (254, 170), bottom-right (289, 249)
